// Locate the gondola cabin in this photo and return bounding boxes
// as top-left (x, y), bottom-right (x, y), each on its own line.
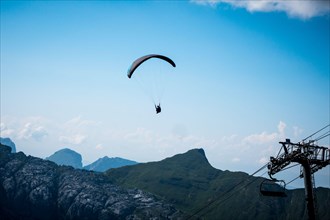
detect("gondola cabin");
top-left (260, 179), bottom-right (287, 197)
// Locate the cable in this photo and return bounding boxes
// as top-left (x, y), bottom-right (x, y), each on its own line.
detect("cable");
top-left (206, 171), bottom-right (268, 213)
top-left (185, 163), bottom-right (268, 220)
top-left (280, 163), bottom-right (300, 172)
top-left (301, 124), bottom-right (329, 143)
top-left (197, 170), bottom-right (269, 219)
top-left (313, 131), bottom-right (330, 142)
top-left (286, 176), bottom-right (300, 186)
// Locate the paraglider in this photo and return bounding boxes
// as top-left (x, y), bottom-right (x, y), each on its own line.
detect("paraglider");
top-left (127, 54), bottom-right (176, 114)
top-left (155, 104), bottom-right (161, 114)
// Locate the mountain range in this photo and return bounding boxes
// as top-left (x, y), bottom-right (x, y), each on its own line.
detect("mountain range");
top-left (0, 137), bottom-right (138, 171)
top-left (1, 141), bottom-right (329, 219)
top-left (45, 147), bottom-right (138, 172)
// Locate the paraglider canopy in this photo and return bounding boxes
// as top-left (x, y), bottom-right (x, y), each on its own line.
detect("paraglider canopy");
top-left (127, 54), bottom-right (176, 79)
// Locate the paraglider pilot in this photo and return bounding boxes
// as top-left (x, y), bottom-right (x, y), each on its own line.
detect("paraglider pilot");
top-left (155, 104), bottom-right (161, 114)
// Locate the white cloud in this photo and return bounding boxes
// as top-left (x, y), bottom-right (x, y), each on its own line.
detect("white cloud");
top-left (278, 121), bottom-right (286, 140)
top-left (0, 123), bottom-right (15, 137)
top-left (192, 0), bottom-right (330, 19)
top-left (18, 122), bottom-right (48, 141)
top-left (243, 131), bottom-right (277, 145)
top-left (293, 126), bottom-right (303, 138)
top-left (221, 134), bottom-right (239, 143)
top-left (95, 144), bottom-right (104, 150)
top-left (121, 127), bottom-right (218, 151)
top-left (63, 116), bottom-right (99, 130)
top-left (57, 116), bottom-right (100, 146)
top-left (59, 134), bottom-right (86, 145)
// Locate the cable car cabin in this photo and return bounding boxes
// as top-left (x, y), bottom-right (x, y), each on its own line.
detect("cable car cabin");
top-left (260, 179), bottom-right (287, 197)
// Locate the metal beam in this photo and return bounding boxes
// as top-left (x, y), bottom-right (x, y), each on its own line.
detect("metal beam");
top-left (266, 139), bottom-right (329, 220)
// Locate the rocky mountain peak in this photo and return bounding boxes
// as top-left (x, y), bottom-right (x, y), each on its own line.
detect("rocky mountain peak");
top-left (162, 148), bottom-right (213, 171)
top-left (45, 148), bottom-right (82, 169)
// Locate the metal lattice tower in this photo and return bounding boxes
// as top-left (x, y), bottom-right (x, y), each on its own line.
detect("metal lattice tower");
top-left (267, 138), bottom-right (330, 220)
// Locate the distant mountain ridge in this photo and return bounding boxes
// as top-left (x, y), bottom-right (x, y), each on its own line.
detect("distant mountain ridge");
top-left (0, 139), bottom-right (138, 171)
top-left (45, 148), bottom-right (82, 169)
top-left (107, 148), bottom-right (330, 219)
top-left (84, 156), bottom-right (138, 172)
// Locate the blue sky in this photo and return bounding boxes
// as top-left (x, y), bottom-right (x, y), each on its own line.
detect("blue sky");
top-left (1, 0), bottom-right (329, 188)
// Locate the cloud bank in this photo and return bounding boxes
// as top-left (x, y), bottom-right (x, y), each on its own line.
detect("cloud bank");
top-left (0, 115), bottom-right (307, 175)
top-left (193, 0), bottom-right (330, 19)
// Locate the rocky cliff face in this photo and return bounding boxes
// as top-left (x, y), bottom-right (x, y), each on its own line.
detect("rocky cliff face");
top-left (0, 144), bottom-right (181, 219)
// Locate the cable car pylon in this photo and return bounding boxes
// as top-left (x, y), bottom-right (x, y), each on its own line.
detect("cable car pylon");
top-left (265, 137), bottom-right (330, 220)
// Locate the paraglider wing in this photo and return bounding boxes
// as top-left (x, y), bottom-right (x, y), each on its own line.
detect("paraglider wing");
top-left (127, 54), bottom-right (176, 78)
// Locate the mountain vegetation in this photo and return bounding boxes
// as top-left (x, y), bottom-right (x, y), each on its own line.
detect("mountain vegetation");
top-left (84, 156), bottom-right (138, 172)
top-left (106, 148), bottom-right (330, 220)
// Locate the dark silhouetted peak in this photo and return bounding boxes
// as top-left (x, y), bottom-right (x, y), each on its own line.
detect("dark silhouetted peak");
top-left (161, 148), bottom-right (212, 171)
top-left (46, 148), bottom-right (82, 169)
top-left (83, 156), bottom-right (138, 172)
top-left (0, 137), bottom-right (16, 153)
top-left (185, 148), bottom-right (207, 160)
top-left (197, 148), bottom-right (206, 156)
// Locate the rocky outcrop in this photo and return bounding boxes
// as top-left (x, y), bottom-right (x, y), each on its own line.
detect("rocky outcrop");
top-left (0, 137), bottom-right (16, 153)
top-left (0, 144), bottom-right (182, 219)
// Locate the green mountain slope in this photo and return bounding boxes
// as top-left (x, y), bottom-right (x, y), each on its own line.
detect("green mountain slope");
top-left (106, 148), bottom-right (330, 220)
top-left (107, 149), bottom-right (225, 211)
